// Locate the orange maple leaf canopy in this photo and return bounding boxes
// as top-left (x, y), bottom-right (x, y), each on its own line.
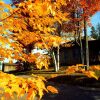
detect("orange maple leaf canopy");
top-left (0, 0), bottom-right (100, 63)
top-left (0, 0), bottom-right (69, 63)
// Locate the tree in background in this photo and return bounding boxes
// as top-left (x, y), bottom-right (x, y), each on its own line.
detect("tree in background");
top-left (91, 26), bottom-right (98, 39)
top-left (96, 23), bottom-right (100, 39)
top-left (91, 23), bottom-right (100, 40)
top-left (60, 0), bottom-right (100, 67)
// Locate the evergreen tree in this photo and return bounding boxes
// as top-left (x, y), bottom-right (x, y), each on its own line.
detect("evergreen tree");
top-left (96, 23), bottom-right (100, 39)
top-left (90, 26), bottom-right (98, 39)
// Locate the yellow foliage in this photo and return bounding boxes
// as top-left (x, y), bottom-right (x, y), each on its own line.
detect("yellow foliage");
top-left (0, 0), bottom-right (68, 63)
top-left (90, 66), bottom-right (100, 71)
top-left (0, 1), bottom-right (4, 5)
top-left (83, 71), bottom-right (98, 80)
top-left (66, 64), bottom-right (99, 80)
top-left (66, 65), bottom-right (79, 74)
top-left (35, 54), bottom-right (50, 70)
top-left (76, 64), bottom-right (84, 66)
top-left (51, 74), bottom-right (58, 78)
top-left (0, 72), bottom-right (47, 100)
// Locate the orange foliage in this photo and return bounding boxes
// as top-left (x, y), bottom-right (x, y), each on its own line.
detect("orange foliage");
top-left (66, 64), bottom-right (99, 80)
top-left (0, 0), bottom-right (100, 99)
top-left (0, 0), bottom-right (68, 63)
top-left (62, 0), bottom-right (100, 34)
top-left (35, 54), bottom-right (50, 70)
top-left (82, 70), bottom-right (98, 80)
top-left (51, 74), bottom-right (58, 78)
top-left (47, 86), bottom-right (58, 94)
top-left (90, 66), bottom-right (100, 71)
top-left (0, 0), bottom-right (100, 63)
top-left (66, 65), bottom-right (80, 74)
top-left (0, 71), bottom-right (47, 99)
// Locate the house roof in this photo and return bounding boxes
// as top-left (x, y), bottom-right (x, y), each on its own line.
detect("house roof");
top-left (60, 39), bottom-right (100, 48)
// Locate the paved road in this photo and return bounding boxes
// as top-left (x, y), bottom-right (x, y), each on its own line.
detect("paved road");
top-left (43, 82), bottom-right (100, 100)
top-left (17, 75), bottom-right (100, 100)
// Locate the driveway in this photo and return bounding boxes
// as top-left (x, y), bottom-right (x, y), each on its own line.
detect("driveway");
top-left (43, 82), bottom-right (100, 100)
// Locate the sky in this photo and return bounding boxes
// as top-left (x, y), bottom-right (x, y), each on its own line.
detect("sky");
top-left (3, 0), bottom-right (12, 4)
top-left (91, 11), bottom-right (100, 26)
top-left (87, 11), bottom-right (100, 35)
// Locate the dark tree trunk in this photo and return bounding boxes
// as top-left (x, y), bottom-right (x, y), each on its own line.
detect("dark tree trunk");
top-left (76, 10), bottom-right (84, 64)
top-left (57, 46), bottom-right (60, 70)
top-left (79, 36), bottom-right (84, 64)
top-left (2, 63), bottom-right (5, 72)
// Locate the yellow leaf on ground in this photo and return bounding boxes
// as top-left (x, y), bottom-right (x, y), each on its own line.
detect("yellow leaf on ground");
top-left (47, 86), bottom-right (58, 94)
top-left (51, 74), bottom-right (58, 78)
top-left (90, 66), bottom-right (100, 71)
top-left (83, 71), bottom-right (98, 80)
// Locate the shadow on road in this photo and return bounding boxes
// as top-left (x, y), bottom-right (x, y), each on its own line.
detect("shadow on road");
top-left (43, 75), bottom-right (100, 100)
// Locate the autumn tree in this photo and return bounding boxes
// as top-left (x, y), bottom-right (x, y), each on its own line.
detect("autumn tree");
top-left (61, 0), bottom-right (100, 67)
top-left (0, 1), bottom-right (19, 61)
top-left (0, 0), bottom-right (69, 71)
top-left (0, 0), bottom-right (100, 99)
top-left (1, 0), bottom-right (100, 71)
top-left (0, 1), bottom-right (63, 99)
top-left (61, 0), bottom-right (86, 65)
top-left (80, 0), bottom-right (100, 68)
top-left (1, 0), bottom-right (100, 70)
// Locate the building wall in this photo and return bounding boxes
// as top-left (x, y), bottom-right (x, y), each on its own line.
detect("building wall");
top-left (59, 46), bottom-right (81, 66)
top-left (58, 40), bottom-right (100, 66)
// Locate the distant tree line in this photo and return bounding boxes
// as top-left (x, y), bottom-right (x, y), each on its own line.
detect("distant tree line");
top-left (91, 23), bottom-right (100, 40)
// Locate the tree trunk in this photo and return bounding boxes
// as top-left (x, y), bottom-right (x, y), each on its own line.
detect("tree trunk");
top-left (84, 16), bottom-right (89, 69)
top-left (57, 46), bottom-right (60, 70)
top-left (56, 22), bottom-right (61, 71)
top-left (79, 37), bottom-right (84, 64)
top-left (2, 63), bottom-right (5, 72)
top-left (53, 51), bottom-right (58, 72)
top-left (76, 10), bottom-right (84, 64)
